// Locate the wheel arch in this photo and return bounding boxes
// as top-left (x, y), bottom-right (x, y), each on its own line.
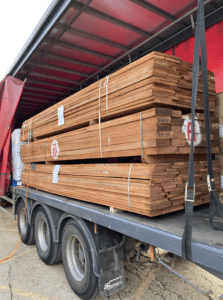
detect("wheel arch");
top-left (31, 203), bottom-right (63, 244)
top-left (14, 195), bottom-right (32, 224)
top-left (14, 195), bottom-right (25, 216)
top-left (58, 213), bottom-right (126, 296)
top-left (57, 213), bottom-right (100, 277)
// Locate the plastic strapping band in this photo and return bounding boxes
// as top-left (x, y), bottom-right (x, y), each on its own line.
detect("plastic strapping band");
top-left (140, 112), bottom-right (144, 160)
top-left (28, 117), bottom-right (33, 159)
top-left (28, 122), bottom-right (31, 148)
top-left (104, 75), bottom-right (110, 115)
top-left (44, 139), bottom-right (46, 163)
top-left (99, 79), bottom-right (103, 158)
top-left (22, 120), bottom-right (28, 140)
top-left (128, 163), bottom-right (133, 212)
top-left (22, 121), bottom-right (25, 140)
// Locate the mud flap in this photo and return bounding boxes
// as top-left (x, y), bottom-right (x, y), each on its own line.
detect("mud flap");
top-left (98, 246), bottom-right (126, 297)
top-left (77, 220), bottom-right (127, 297)
top-left (99, 266), bottom-right (126, 297)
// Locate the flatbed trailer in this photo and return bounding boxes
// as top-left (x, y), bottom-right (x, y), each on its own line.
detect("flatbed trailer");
top-left (12, 186), bottom-right (223, 298)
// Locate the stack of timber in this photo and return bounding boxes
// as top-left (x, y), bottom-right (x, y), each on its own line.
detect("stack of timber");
top-left (20, 51), bottom-right (216, 142)
top-left (20, 108), bottom-right (219, 163)
top-left (21, 161), bottom-right (220, 217)
top-left (20, 51), bottom-right (219, 217)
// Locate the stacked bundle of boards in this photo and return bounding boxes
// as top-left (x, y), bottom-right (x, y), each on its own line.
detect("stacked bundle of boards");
top-left (21, 161), bottom-right (220, 217)
top-left (20, 51), bottom-right (219, 217)
top-left (20, 107), bottom-right (219, 163)
top-left (20, 51), bottom-right (216, 142)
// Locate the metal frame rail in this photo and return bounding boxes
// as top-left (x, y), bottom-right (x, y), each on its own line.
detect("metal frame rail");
top-left (14, 186), bottom-right (223, 281)
top-left (0, 196), bottom-right (15, 220)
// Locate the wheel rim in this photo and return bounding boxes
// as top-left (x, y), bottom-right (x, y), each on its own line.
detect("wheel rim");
top-left (66, 235), bottom-right (86, 281)
top-left (38, 217), bottom-right (50, 252)
top-left (19, 207), bottom-right (27, 235)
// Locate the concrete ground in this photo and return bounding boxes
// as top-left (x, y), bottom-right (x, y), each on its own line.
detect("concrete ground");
top-left (0, 207), bottom-right (223, 300)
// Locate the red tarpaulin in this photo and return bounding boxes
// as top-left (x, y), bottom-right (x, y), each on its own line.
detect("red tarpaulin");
top-left (165, 20), bottom-right (223, 93)
top-left (0, 76), bottom-right (25, 195)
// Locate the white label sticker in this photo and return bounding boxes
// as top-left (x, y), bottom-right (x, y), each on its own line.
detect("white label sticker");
top-left (219, 125), bottom-right (223, 138)
top-left (51, 140), bottom-right (59, 159)
top-left (52, 165), bottom-right (60, 184)
top-left (182, 116), bottom-right (201, 147)
top-left (58, 105), bottom-right (64, 126)
top-left (221, 175), bottom-right (223, 189)
top-left (211, 122), bottom-right (219, 129)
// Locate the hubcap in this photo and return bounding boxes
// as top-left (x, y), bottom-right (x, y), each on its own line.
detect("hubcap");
top-left (19, 207), bottom-right (27, 235)
top-left (66, 235), bottom-right (86, 281)
top-left (38, 217), bottom-right (50, 252)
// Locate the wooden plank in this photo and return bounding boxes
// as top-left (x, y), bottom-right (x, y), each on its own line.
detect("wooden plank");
top-left (20, 107), bottom-right (219, 163)
top-left (20, 51), bottom-right (217, 142)
top-left (21, 160), bottom-right (220, 217)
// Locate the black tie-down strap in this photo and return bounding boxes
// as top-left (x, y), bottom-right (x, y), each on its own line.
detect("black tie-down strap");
top-left (182, 0), bottom-right (223, 261)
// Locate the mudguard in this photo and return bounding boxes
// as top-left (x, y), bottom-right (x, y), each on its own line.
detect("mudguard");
top-left (57, 213), bottom-right (126, 297)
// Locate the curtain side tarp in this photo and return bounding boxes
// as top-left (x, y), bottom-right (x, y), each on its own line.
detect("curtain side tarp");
top-left (0, 76), bottom-right (25, 195)
top-left (164, 20), bottom-right (223, 94)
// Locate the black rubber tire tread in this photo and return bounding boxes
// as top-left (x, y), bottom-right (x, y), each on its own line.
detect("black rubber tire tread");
top-left (90, 285), bottom-right (99, 300)
top-left (62, 220), bottom-right (99, 300)
top-left (17, 200), bottom-right (35, 245)
top-left (35, 206), bottom-right (61, 265)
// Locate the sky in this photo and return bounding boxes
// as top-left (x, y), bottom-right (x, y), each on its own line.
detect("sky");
top-left (0, 0), bottom-right (53, 82)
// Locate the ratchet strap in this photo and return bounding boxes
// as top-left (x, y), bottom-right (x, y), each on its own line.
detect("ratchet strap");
top-left (182, 0), bottom-right (223, 261)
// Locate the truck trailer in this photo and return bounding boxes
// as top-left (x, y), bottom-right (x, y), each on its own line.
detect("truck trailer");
top-left (1, 0), bottom-right (223, 299)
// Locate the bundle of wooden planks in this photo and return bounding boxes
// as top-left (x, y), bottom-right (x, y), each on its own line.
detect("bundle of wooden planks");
top-left (20, 51), bottom-right (219, 217)
top-left (20, 51), bottom-right (216, 142)
top-left (20, 107), bottom-right (219, 163)
top-left (21, 161), bottom-right (220, 217)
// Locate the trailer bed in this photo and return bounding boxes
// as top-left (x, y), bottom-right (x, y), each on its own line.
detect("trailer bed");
top-left (14, 186), bottom-right (223, 280)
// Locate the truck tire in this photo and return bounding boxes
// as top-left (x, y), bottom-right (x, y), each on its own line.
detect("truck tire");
top-left (35, 207), bottom-right (61, 265)
top-left (17, 200), bottom-right (35, 245)
top-left (62, 220), bottom-right (99, 300)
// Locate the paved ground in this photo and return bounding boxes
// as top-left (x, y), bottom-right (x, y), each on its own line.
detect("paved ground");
top-left (0, 207), bottom-right (222, 300)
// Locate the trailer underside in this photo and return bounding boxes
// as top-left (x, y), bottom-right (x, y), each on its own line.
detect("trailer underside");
top-left (13, 186), bottom-right (223, 281)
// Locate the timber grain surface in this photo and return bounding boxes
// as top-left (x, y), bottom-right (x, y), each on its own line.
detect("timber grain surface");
top-left (20, 108), bottom-right (219, 163)
top-left (20, 51), bottom-right (219, 217)
top-left (22, 161), bottom-right (220, 217)
top-left (20, 51), bottom-right (216, 142)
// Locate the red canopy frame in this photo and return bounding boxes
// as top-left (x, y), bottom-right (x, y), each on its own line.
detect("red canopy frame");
top-left (5, 0), bottom-right (222, 128)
